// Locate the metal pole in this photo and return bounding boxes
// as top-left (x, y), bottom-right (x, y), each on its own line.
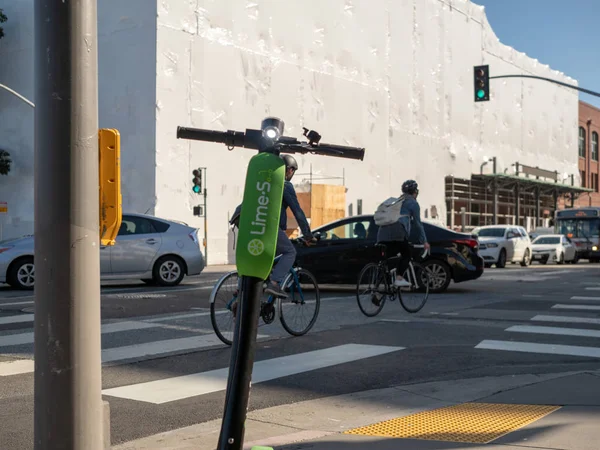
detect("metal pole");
top-left (217, 276), bottom-right (263, 449)
top-left (34, 0), bottom-right (103, 449)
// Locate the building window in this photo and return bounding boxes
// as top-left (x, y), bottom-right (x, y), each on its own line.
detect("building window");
top-left (581, 170), bottom-right (586, 187)
top-left (593, 132), bottom-right (599, 161)
top-left (579, 127), bottom-right (586, 158)
top-left (593, 174), bottom-right (599, 192)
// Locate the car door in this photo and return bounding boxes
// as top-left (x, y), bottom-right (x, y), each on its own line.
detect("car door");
top-left (110, 215), bottom-right (163, 275)
top-left (506, 227), bottom-right (521, 260)
top-left (562, 236), bottom-right (576, 260)
top-left (518, 227), bottom-right (531, 258)
top-left (99, 244), bottom-right (111, 276)
top-left (305, 217), bottom-right (379, 282)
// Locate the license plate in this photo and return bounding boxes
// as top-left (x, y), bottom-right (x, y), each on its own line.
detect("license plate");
top-left (533, 254), bottom-right (542, 259)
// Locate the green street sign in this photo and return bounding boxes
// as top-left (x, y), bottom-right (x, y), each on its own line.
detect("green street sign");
top-left (236, 152), bottom-right (285, 279)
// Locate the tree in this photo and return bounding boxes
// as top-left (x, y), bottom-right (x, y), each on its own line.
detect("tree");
top-left (0, 150), bottom-right (11, 175)
top-left (0, 8), bottom-right (7, 40)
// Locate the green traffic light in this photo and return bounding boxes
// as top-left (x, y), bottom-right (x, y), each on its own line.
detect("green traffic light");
top-left (193, 185), bottom-right (201, 193)
top-left (477, 89), bottom-right (485, 99)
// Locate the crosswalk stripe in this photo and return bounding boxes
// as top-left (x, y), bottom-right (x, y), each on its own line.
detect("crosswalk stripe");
top-left (0, 333), bottom-right (270, 376)
top-left (506, 325), bottom-right (600, 338)
top-left (475, 339), bottom-right (600, 359)
top-left (532, 314), bottom-right (600, 326)
top-left (585, 287), bottom-right (600, 291)
top-left (101, 343), bottom-right (404, 404)
top-left (0, 321), bottom-right (165, 348)
top-left (0, 314), bottom-right (33, 325)
top-left (551, 304), bottom-right (600, 311)
top-left (570, 296), bottom-right (600, 301)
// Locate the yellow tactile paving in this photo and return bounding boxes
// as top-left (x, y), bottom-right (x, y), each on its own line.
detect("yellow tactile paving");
top-left (344, 402), bottom-right (561, 444)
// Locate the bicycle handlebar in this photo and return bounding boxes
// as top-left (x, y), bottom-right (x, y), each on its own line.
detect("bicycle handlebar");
top-left (176, 126), bottom-right (365, 161)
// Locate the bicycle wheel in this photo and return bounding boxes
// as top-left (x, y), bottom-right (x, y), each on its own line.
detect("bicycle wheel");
top-left (279, 268), bottom-right (320, 336)
top-left (398, 262), bottom-right (430, 313)
top-left (356, 263), bottom-right (388, 317)
top-left (209, 270), bottom-right (240, 345)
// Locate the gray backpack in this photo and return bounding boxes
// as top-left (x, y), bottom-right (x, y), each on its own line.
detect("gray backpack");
top-left (374, 196), bottom-right (408, 226)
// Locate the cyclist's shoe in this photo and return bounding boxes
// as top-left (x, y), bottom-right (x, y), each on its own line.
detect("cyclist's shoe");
top-left (371, 294), bottom-right (382, 307)
top-left (265, 281), bottom-right (288, 298)
top-left (394, 278), bottom-right (411, 288)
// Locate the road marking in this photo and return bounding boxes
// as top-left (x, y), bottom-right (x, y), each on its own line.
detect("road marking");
top-left (0, 320), bottom-right (158, 348)
top-left (585, 287), bottom-right (600, 291)
top-left (0, 300), bottom-right (34, 307)
top-left (0, 359), bottom-right (34, 376)
top-left (570, 296), bottom-right (600, 301)
top-left (506, 325), bottom-right (600, 339)
top-left (101, 343), bottom-right (405, 404)
top-left (522, 294), bottom-right (543, 298)
top-left (380, 319), bottom-right (410, 323)
top-left (0, 314), bottom-right (33, 325)
top-left (531, 314), bottom-right (600, 326)
top-left (0, 333), bottom-right (271, 376)
top-left (475, 340), bottom-right (600, 359)
top-left (551, 304), bottom-right (600, 311)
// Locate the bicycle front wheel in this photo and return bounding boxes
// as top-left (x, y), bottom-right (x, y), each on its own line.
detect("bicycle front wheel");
top-left (356, 263), bottom-right (388, 317)
top-left (398, 262), bottom-right (430, 313)
top-left (209, 270), bottom-right (240, 345)
top-left (279, 268), bottom-right (320, 336)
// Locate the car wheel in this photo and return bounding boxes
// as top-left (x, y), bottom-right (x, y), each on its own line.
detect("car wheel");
top-left (571, 254), bottom-right (579, 264)
top-left (422, 260), bottom-right (452, 293)
top-left (7, 256), bottom-right (35, 290)
top-left (520, 249), bottom-right (531, 267)
top-left (152, 256), bottom-right (185, 287)
top-left (557, 252), bottom-right (565, 265)
top-left (496, 249), bottom-right (507, 268)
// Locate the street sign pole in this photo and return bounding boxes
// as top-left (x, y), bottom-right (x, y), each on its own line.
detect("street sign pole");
top-left (33, 0), bottom-right (104, 449)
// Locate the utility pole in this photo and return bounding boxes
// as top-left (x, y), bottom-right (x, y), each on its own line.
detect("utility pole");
top-left (34, 0), bottom-right (104, 449)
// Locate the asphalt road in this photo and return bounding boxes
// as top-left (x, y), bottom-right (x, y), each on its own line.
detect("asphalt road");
top-left (1, 264), bottom-right (600, 448)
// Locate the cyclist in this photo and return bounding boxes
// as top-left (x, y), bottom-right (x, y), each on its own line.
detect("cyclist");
top-left (228, 154), bottom-right (315, 298)
top-left (377, 179), bottom-right (430, 287)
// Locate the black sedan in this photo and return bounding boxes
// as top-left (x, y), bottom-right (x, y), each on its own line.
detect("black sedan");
top-left (293, 214), bottom-right (484, 293)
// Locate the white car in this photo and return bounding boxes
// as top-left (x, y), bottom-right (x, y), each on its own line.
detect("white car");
top-left (472, 225), bottom-right (532, 268)
top-left (531, 234), bottom-right (578, 264)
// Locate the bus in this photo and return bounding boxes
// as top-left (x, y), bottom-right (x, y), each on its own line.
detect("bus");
top-left (554, 207), bottom-right (600, 262)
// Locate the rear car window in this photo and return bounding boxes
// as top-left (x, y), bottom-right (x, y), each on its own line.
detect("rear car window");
top-left (149, 219), bottom-right (171, 233)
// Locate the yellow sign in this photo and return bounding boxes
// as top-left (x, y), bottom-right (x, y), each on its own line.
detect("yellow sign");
top-left (99, 129), bottom-right (122, 246)
top-left (0, 202), bottom-right (7, 214)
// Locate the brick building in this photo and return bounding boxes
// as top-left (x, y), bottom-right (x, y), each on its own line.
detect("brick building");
top-left (575, 101), bottom-right (600, 206)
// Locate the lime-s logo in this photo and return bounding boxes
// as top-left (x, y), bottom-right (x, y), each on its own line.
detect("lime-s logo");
top-left (247, 239), bottom-right (265, 256)
top-left (250, 181), bottom-right (272, 237)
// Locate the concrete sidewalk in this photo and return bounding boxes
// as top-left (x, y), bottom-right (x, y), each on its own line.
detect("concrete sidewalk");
top-left (113, 368), bottom-right (600, 450)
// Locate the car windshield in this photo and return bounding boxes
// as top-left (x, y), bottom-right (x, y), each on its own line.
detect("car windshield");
top-left (533, 237), bottom-right (560, 245)
top-left (556, 218), bottom-right (600, 238)
top-left (473, 227), bottom-right (506, 238)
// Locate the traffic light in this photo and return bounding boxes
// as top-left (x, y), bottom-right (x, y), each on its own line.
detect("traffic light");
top-left (98, 128), bottom-right (122, 246)
top-left (192, 168), bottom-right (203, 194)
top-left (474, 65), bottom-right (489, 102)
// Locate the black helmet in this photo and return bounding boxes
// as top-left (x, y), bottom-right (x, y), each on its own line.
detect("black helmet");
top-left (280, 154), bottom-right (298, 171)
top-left (401, 179), bottom-right (419, 194)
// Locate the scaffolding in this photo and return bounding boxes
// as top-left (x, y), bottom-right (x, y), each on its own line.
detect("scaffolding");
top-left (446, 164), bottom-right (593, 232)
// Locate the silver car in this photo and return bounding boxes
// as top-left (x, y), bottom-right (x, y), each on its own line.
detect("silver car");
top-left (0, 212), bottom-right (205, 289)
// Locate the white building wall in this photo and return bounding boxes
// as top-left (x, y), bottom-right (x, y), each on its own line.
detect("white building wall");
top-left (0, 0), bottom-right (157, 240)
top-left (1, 0), bottom-right (580, 265)
top-left (155, 0), bottom-right (580, 264)
top-left (0, 0), bottom-right (35, 240)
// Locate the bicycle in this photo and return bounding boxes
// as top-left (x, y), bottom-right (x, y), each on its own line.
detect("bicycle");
top-left (356, 243), bottom-right (432, 317)
top-left (210, 238), bottom-right (320, 345)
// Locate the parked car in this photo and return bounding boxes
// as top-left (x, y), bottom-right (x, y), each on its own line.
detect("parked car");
top-left (531, 234), bottom-right (578, 264)
top-left (293, 214), bottom-right (484, 293)
top-left (472, 225), bottom-right (532, 268)
top-left (529, 226), bottom-right (554, 241)
top-left (0, 213), bottom-right (205, 290)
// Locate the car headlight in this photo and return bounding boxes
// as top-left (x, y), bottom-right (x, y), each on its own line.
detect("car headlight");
top-left (593, 246), bottom-right (598, 252)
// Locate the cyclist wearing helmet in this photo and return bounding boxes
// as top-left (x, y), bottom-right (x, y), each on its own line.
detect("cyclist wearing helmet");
top-left (264, 154), bottom-right (316, 297)
top-left (377, 179), bottom-right (430, 287)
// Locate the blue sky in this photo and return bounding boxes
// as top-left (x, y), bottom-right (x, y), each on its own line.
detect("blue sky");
top-left (473, 0), bottom-right (600, 108)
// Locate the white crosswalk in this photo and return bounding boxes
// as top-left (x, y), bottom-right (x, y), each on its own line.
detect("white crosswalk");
top-left (474, 293), bottom-right (600, 359)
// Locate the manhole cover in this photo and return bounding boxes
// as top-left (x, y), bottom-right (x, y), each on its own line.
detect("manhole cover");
top-left (107, 293), bottom-right (168, 300)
